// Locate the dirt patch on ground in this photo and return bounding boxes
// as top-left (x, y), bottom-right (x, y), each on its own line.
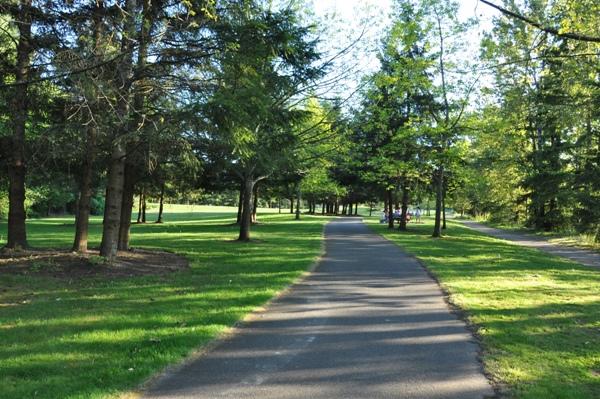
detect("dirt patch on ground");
top-left (0, 247), bottom-right (190, 280)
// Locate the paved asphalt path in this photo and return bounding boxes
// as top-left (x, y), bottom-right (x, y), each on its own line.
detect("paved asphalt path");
top-left (141, 218), bottom-right (495, 399)
top-left (459, 220), bottom-right (600, 269)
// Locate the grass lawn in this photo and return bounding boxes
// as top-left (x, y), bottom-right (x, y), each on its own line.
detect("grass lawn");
top-left (0, 206), bottom-right (332, 399)
top-left (366, 216), bottom-right (600, 399)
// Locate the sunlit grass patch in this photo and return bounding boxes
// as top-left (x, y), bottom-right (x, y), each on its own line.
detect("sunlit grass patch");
top-left (366, 217), bottom-right (600, 399)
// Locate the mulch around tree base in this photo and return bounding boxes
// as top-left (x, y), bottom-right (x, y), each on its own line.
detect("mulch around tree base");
top-left (0, 247), bottom-right (190, 280)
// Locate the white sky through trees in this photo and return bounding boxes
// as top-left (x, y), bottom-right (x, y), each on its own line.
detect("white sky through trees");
top-left (309, 0), bottom-right (499, 108)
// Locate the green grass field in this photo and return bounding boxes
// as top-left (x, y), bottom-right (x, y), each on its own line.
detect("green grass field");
top-left (366, 217), bottom-right (600, 399)
top-left (0, 206), bottom-right (332, 399)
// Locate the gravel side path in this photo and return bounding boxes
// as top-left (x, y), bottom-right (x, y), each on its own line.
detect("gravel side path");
top-left (457, 219), bottom-right (600, 269)
top-left (141, 218), bottom-right (495, 399)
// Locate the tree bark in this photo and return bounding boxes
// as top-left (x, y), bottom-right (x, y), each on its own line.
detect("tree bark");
top-left (432, 165), bottom-right (444, 238)
top-left (100, 144), bottom-right (127, 260)
top-left (137, 191), bottom-right (143, 223)
top-left (72, 0), bottom-right (104, 253)
top-left (156, 184), bottom-right (164, 223)
top-left (295, 183), bottom-right (301, 220)
top-left (99, 0), bottom-right (137, 262)
top-left (387, 189), bottom-right (394, 229)
top-left (238, 176), bottom-right (254, 242)
top-left (5, 0), bottom-right (33, 250)
top-left (117, 0), bottom-right (151, 251)
top-left (398, 179), bottom-right (409, 231)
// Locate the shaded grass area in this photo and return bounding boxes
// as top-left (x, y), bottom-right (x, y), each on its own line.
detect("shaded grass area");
top-left (0, 208), bottom-right (331, 399)
top-left (367, 217), bottom-right (600, 399)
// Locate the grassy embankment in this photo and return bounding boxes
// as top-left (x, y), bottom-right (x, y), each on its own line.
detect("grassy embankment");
top-left (0, 206), bottom-right (332, 399)
top-left (367, 217), bottom-right (600, 399)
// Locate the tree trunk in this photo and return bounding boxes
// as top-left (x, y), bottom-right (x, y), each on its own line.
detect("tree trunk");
top-left (432, 166), bottom-right (444, 238)
top-left (290, 194), bottom-right (294, 214)
top-left (156, 185), bottom-right (164, 223)
top-left (295, 183), bottom-right (301, 220)
top-left (398, 180), bottom-right (409, 231)
top-left (73, 1), bottom-right (103, 253)
top-left (100, 144), bottom-right (127, 260)
top-left (387, 189), bottom-right (394, 229)
top-left (137, 191), bottom-right (143, 223)
top-left (238, 176), bottom-right (254, 242)
top-left (5, 0), bottom-right (33, 250)
top-left (117, 0), bottom-right (150, 251)
top-left (99, 0), bottom-right (137, 262)
top-left (142, 194), bottom-right (147, 223)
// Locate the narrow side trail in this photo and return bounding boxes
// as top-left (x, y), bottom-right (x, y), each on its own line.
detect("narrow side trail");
top-left (142, 218), bottom-right (494, 399)
top-left (458, 219), bottom-right (600, 269)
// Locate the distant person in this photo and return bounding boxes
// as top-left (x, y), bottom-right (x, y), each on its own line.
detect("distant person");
top-left (415, 206), bottom-right (422, 224)
top-left (380, 210), bottom-right (388, 223)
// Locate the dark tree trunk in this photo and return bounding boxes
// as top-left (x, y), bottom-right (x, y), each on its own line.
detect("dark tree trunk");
top-left (100, 144), bottom-right (127, 260)
top-left (398, 180), bottom-right (409, 231)
top-left (117, 0), bottom-right (150, 252)
top-left (137, 190), bottom-right (143, 223)
top-left (99, 0), bottom-right (137, 262)
top-left (73, 1), bottom-right (103, 253)
top-left (432, 166), bottom-right (444, 238)
top-left (295, 183), bottom-right (301, 220)
top-left (290, 194), bottom-right (294, 214)
top-left (387, 189), bottom-right (394, 229)
top-left (142, 194), bottom-right (147, 223)
top-left (5, 1), bottom-right (33, 250)
top-left (156, 184), bottom-right (164, 223)
top-left (238, 176), bottom-right (254, 242)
